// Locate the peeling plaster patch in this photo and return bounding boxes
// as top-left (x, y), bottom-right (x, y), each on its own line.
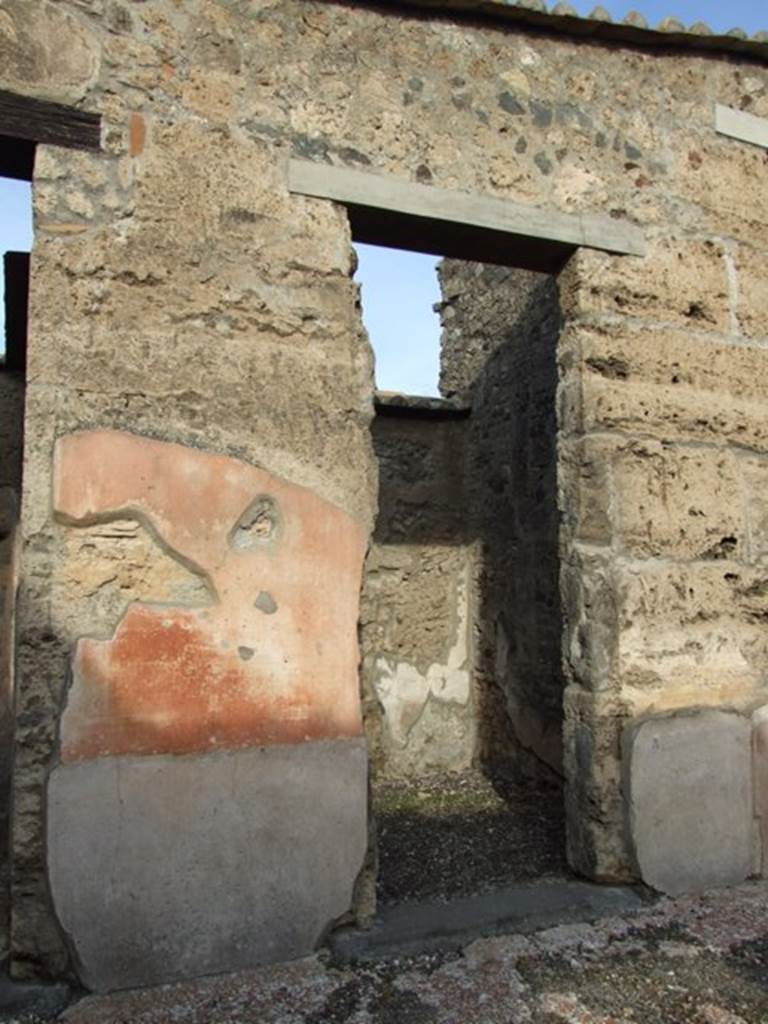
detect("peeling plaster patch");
top-left (373, 568), bottom-right (470, 749)
top-left (54, 430), bottom-right (366, 760)
top-left (229, 495), bottom-right (279, 549)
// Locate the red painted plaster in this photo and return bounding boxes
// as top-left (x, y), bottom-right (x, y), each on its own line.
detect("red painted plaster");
top-left (54, 431), bottom-right (366, 761)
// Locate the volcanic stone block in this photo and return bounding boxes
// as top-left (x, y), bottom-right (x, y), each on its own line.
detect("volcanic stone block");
top-left (625, 710), bottom-right (752, 895)
top-left (47, 739), bottom-right (367, 992)
top-left (561, 239), bottom-right (730, 330)
top-left (561, 323), bottom-right (768, 453)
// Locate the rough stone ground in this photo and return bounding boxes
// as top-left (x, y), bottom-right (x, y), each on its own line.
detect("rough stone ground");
top-left (374, 766), bottom-right (567, 904)
top-left (1, 882), bottom-right (764, 1023)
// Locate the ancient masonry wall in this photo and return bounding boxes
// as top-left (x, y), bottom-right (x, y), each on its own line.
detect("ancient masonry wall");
top-left (4, 0), bottom-right (378, 989)
top-left (558, 241), bottom-right (768, 886)
top-left (4, 0), bottom-right (768, 990)
top-left (360, 406), bottom-right (474, 776)
top-left (439, 264), bottom-right (564, 775)
top-left (0, 372), bottom-right (24, 898)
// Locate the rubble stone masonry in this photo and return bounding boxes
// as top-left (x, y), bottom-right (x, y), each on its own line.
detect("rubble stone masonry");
top-left (2, 0), bottom-right (768, 989)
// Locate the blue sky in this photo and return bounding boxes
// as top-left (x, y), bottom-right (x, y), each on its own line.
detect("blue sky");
top-left (570, 0), bottom-right (764, 31)
top-left (2, 0), bottom-right (765, 375)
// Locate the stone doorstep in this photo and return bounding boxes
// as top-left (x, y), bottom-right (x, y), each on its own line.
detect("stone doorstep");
top-left (327, 879), bottom-right (648, 963)
top-left (0, 882), bottom-right (644, 1016)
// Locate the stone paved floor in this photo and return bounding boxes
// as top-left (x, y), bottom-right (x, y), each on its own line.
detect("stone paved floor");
top-left (29, 881), bottom-right (767, 1024)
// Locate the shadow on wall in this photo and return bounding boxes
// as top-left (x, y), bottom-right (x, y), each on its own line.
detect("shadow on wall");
top-left (0, 368), bottom-right (25, 957)
top-left (441, 264), bottom-right (565, 781)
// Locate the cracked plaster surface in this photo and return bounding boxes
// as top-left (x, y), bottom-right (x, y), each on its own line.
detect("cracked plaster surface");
top-left (372, 566), bottom-right (471, 750)
top-left (53, 430), bottom-right (366, 760)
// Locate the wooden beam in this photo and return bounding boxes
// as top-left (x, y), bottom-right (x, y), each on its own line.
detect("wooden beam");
top-left (288, 159), bottom-right (645, 272)
top-left (715, 104), bottom-right (768, 150)
top-left (0, 89), bottom-right (100, 152)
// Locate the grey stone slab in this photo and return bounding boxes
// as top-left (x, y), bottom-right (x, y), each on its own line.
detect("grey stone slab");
top-left (752, 705), bottom-right (768, 877)
top-left (287, 159), bottom-right (646, 259)
top-left (715, 104), bottom-right (768, 149)
top-left (625, 710), bottom-right (752, 896)
top-left (47, 739), bottom-right (368, 993)
top-left (328, 880), bottom-right (645, 962)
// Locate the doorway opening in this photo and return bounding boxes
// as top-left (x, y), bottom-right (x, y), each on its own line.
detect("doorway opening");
top-left (356, 240), bottom-right (568, 909)
top-left (0, 148), bottom-right (33, 952)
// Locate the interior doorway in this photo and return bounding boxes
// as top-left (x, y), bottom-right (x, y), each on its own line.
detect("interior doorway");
top-left (356, 242), bottom-right (568, 909)
top-left (0, 155), bottom-right (33, 958)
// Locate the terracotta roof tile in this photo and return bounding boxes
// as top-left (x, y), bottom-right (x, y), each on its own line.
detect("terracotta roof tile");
top-left (381, 0), bottom-right (768, 59)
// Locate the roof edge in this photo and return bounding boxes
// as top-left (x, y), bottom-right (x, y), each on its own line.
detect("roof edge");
top-left (358, 0), bottom-right (768, 62)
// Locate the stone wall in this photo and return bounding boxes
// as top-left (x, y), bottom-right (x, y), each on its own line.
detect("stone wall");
top-left (558, 242), bottom-right (768, 884)
top-left (361, 404), bottom-right (474, 776)
top-left (4, 0), bottom-right (378, 987)
top-left (4, 0), bottom-right (768, 989)
top-left (0, 371), bottom-right (24, 922)
top-left (439, 264), bottom-right (563, 775)
top-left (17, 138), bottom-right (373, 985)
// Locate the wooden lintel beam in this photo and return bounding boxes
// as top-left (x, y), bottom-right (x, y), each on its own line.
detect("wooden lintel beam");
top-left (0, 89), bottom-right (101, 153)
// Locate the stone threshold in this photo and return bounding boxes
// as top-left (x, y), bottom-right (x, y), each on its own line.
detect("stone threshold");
top-left (328, 879), bottom-right (648, 962)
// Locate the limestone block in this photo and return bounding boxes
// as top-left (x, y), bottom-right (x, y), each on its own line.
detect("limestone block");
top-left (734, 246), bottom-right (768, 339)
top-left (561, 547), bottom-right (618, 692)
top-left (53, 430), bottom-right (366, 760)
top-left (0, 0), bottom-right (100, 103)
top-left (47, 740), bottom-right (368, 992)
top-left (753, 705), bottom-right (768, 877)
top-left (133, 122), bottom-right (351, 275)
top-left (674, 137), bottom-right (768, 248)
top-left (625, 710), bottom-right (752, 895)
top-left (617, 562), bottom-right (768, 712)
top-left (562, 239), bottom-right (730, 331)
top-left (739, 455), bottom-right (768, 564)
top-left (563, 688), bottom-right (631, 880)
top-left (559, 436), bottom-right (614, 547)
top-left (561, 323), bottom-right (768, 451)
top-left (612, 442), bottom-right (743, 560)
